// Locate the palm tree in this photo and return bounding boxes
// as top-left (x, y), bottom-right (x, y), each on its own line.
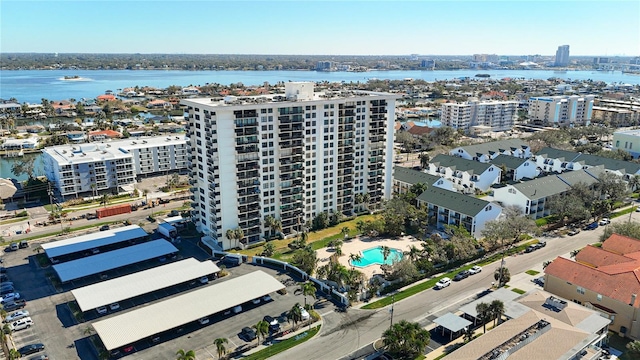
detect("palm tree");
top-left (494, 267), bottom-right (511, 287)
top-left (476, 302), bottom-right (491, 333)
top-left (101, 193), bottom-right (110, 208)
top-left (349, 253), bottom-right (362, 269)
top-left (570, 249), bottom-right (581, 258)
top-left (629, 175), bottom-right (640, 193)
top-left (341, 226), bottom-right (350, 240)
top-left (362, 193), bottom-right (371, 213)
top-left (382, 320), bottom-right (431, 359)
top-left (418, 152), bottom-right (430, 169)
top-left (226, 227), bottom-right (245, 247)
top-left (299, 281), bottom-right (317, 307)
top-left (214, 338), bottom-right (228, 359)
top-left (354, 193), bottom-right (364, 212)
top-left (542, 260), bottom-right (552, 269)
top-left (8, 348), bottom-right (20, 360)
top-left (381, 246), bottom-right (391, 262)
top-left (264, 215), bottom-right (282, 241)
top-left (463, 326), bottom-right (474, 343)
top-left (489, 300), bottom-right (505, 327)
top-left (404, 245), bottom-right (422, 263)
top-left (175, 349), bottom-right (196, 360)
top-left (335, 244), bottom-right (343, 257)
top-left (254, 320), bottom-right (269, 344)
top-left (287, 303), bottom-right (303, 330)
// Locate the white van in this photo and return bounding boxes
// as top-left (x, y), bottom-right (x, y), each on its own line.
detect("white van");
top-left (9, 317), bottom-right (33, 331)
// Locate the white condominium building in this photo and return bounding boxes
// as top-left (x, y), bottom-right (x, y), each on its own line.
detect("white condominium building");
top-left (181, 82), bottom-right (397, 250)
top-left (440, 100), bottom-right (518, 133)
top-left (43, 136), bottom-right (188, 198)
top-left (528, 95), bottom-right (595, 127)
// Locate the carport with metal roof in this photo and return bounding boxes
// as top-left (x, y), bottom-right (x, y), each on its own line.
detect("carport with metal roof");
top-left (92, 270), bottom-right (285, 351)
top-left (71, 258), bottom-right (220, 312)
top-left (52, 239), bottom-right (178, 282)
top-left (433, 312), bottom-right (472, 340)
top-left (42, 224), bottom-right (148, 260)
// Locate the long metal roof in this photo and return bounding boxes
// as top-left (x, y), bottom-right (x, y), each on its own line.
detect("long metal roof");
top-left (71, 258), bottom-right (220, 312)
top-left (92, 270), bottom-right (284, 350)
top-left (42, 225), bottom-right (148, 259)
top-left (52, 240), bottom-right (177, 282)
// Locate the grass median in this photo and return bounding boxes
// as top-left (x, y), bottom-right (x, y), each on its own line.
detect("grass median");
top-left (242, 325), bottom-right (321, 360)
top-left (362, 241), bottom-right (535, 310)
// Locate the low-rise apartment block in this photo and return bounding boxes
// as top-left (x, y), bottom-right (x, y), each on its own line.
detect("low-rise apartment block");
top-left (43, 136), bottom-right (188, 198)
top-left (450, 139), bottom-right (531, 163)
top-left (426, 154), bottom-right (501, 192)
top-left (392, 166), bottom-right (454, 194)
top-left (440, 100), bottom-right (518, 133)
top-left (528, 95), bottom-right (595, 127)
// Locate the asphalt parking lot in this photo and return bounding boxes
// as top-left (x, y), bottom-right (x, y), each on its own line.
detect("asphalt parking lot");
top-left (2, 231), bottom-right (312, 360)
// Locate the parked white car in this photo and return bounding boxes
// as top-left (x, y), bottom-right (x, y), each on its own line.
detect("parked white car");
top-left (9, 316), bottom-right (33, 331)
top-left (96, 306), bottom-right (107, 315)
top-left (469, 266), bottom-right (482, 275)
top-left (299, 305), bottom-right (310, 321)
top-left (435, 277), bottom-right (452, 289)
top-left (0, 292), bottom-right (21, 304)
top-left (599, 218), bottom-right (611, 226)
top-left (3, 310), bottom-right (29, 323)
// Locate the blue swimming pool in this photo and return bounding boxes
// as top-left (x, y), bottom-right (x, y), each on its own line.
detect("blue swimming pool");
top-left (350, 246), bottom-right (403, 267)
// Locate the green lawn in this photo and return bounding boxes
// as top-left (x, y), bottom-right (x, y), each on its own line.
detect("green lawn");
top-left (525, 270), bottom-right (540, 276)
top-left (511, 288), bottom-right (526, 294)
top-left (242, 325), bottom-right (321, 360)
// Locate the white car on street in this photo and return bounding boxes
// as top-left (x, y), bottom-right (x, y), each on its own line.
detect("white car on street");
top-left (435, 277), bottom-right (452, 289)
top-left (599, 218), bottom-right (611, 226)
top-left (469, 266), bottom-right (482, 275)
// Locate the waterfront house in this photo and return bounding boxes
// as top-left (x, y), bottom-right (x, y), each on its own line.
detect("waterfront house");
top-left (66, 131), bottom-right (86, 143)
top-left (89, 130), bottom-right (122, 142)
top-left (1, 138), bottom-right (39, 150)
top-left (146, 99), bottom-right (172, 109)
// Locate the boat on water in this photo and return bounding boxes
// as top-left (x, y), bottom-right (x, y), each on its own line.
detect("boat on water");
top-left (60, 75), bottom-right (90, 81)
top-left (475, 74), bottom-right (490, 78)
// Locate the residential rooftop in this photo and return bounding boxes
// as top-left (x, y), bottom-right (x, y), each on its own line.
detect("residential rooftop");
top-left (431, 154), bottom-right (493, 175)
top-left (393, 166), bottom-right (443, 185)
top-left (416, 186), bottom-right (492, 216)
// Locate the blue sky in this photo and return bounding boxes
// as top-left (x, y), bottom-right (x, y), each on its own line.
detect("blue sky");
top-left (2, 1), bottom-right (638, 56)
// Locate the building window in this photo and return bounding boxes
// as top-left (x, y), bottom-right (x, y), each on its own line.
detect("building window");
top-left (577, 286), bottom-right (585, 295)
top-left (596, 294), bottom-right (602, 302)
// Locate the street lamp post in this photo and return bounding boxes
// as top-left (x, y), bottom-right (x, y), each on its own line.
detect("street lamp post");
top-left (389, 295), bottom-right (395, 329)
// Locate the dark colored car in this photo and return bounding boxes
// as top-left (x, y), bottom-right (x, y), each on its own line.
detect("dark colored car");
top-left (453, 270), bottom-right (470, 281)
top-left (537, 241), bottom-right (547, 248)
top-left (525, 245), bottom-right (537, 253)
top-left (17, 343), bottom-right (45, 356)
top-left (583, 222), bottom-right (599, 231)
top-left (19, 241), bottom-right (29, 249)
top-left (240, 327), bottom-right (257, 341)
top-left (99, 225), bottom-right (110, 231)
top-left (3, 299), bottom-right (27, 312)
top-left (263, 315), bottom-right (281, 333)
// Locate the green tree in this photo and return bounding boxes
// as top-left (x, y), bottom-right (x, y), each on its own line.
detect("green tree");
top-left (8, 348), bottom-right (20, 360)
top-left (381, 245), bottom-right (391, 262)
top-left (341, 226), bottom-right (350, 239)
top-left (418, 152), bottom-right (430, 169)
top-left (10, 157), bottom-right (35, 180)
top-left (225, 227), bottom-right (245, 246)
top-left (175, 349), bottom-right (195, 360)
top-left (476, 302), bottom-right (491, 333)
top-left (382, 320), bottom-right (430, 359)
top-left (299, 281), bottom-right (317, 307)
top-left (490, 300), bottom-right (505, 327)
top-left (481, 205), bottom-right (538, 251)
top-left (287, 303), bottom-right (303, 330)
top-left (261, 242), bottom-right (275, 257)
top-left (264, 215), bottom-right (282, 241)
top-left (214, 338), bottom-right (228, 359)
top-left (600, 221), bottom-right (640, 242)
top-left (494, 267), bottom-right (511, 287)
top-left (291, 245), bottom-right (317, 275)
top-left (349, 253), bottom-right (362, 269)
top-left (254, 320), bottom-right (269, 344)
top-left (101, 193), bottom-right (110, 208)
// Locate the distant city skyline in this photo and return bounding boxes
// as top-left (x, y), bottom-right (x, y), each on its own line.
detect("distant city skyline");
top-left (1, 1), bottom-right (638, 56)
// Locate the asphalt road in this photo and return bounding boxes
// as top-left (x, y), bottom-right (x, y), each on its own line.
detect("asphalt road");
top-left (270, 212), bottom-right (636, 360)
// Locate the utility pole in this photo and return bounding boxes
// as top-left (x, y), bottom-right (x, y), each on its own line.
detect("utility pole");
top-left (389, 295), bottom-right (395, 329)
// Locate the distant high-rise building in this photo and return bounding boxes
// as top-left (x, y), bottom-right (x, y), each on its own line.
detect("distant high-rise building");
top-left (315, 61), bottom-right (333, 71)
top-left (554, 45), bottom-right (570, 67)
top-left (420, 59), bottom-right (435, 69)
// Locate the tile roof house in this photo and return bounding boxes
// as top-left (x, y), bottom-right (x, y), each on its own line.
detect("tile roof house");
top-left (489, 154), bottom-right (539, 181)
top-left (450, 139), bottom-right (531, 163)
top-left (416, 187), bottom-right (502, 238)
top-left (406, 124), bottom-right (433, 137)
top-left (544, 233), bottom-right (640, 339)
top-left (89, 130), bottom-right (122, 141)
top-left (426, 154), bottom-right (501, 192)
top-left (449, 289), bottom-right (610, 360)
top-left (492, 167), bottom-right (604, 218)
top-left (392, 166), bottom-right (455, 193)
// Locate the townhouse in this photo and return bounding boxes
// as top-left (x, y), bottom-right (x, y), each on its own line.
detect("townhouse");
top-left (489, 154), bottom-right (538, 181)
top-left (426, 154), bottom-right (501, 192)
top-left (449, 139), bottom-right (531, 162)
top-left (392, 165), bottom-right (454, 194)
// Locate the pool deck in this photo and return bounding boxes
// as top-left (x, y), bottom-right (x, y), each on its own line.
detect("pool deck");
top-left (316, 235), bottom-right (422, 279)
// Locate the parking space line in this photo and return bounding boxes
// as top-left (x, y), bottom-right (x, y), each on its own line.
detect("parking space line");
top-left (320, 310), bottom-right (334, 316)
